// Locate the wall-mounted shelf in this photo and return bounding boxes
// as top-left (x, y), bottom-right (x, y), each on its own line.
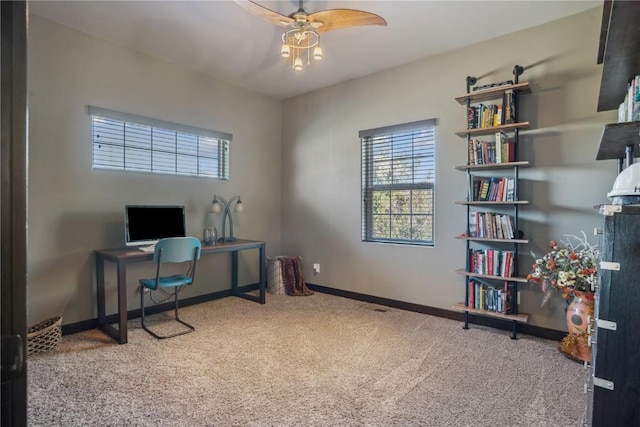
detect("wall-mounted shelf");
top-left (452, 303), bottom-right (529, 323)
top-left (454, 66), bottom-right (531, 339)
top-left (455, 236), bottom-right (529, 244)
top-left (596, 0), bottom-right (640, 111)
top-left (455, 122), bottom-right (530, 138)
top-left (596, 121), bottom-right (640, 161)
top-left (454, 268), bottom-right (528, 283)
top-left (454, 161), bottom-right (531, 171)
top-left (454, 82), bottom-right (531, 104)
top-left (455, 200), bottom-right (529, 206)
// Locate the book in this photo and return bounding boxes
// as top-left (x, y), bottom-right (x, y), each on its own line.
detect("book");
top-left (478, 179), bottom-right (490, 201)
top-left (468, 212), bottom-right (477, 237)
top-left (503, 282), bottom-right (514, 314)
top-left (467, 139), bottom-right (475, 165)
top-left (505, 178), bottom-right (515, 201)
top-left (467, 106), bottom-right (478, 129)
top-left (494, 132), bottom-right (504, 163)
top-left (503, 89), bottom-right (515, 124)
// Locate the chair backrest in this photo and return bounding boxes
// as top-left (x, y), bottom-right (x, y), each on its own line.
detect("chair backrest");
top-left (153, 236), bottom-right (201, 265)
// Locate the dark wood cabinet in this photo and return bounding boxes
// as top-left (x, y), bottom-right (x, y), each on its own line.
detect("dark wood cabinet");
top-left (586, 205), bottom-right (640, 426)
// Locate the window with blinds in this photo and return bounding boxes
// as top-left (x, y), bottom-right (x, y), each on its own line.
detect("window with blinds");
top-left (89, 106), bottom-right (231, 180)
top-left (361, 119), bottom-right (436, 246)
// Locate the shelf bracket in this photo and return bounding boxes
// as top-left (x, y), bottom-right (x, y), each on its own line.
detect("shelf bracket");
top-left (593, 377), bottom-right (615, 391)
top-left (513, 65), bottom-right (524, 83)
top-left (465, 76), bottom-right (477, 94)
top-left (596, 318), bottom-right (617, 331)
top-left (600, 261), bottom-right (621, 271)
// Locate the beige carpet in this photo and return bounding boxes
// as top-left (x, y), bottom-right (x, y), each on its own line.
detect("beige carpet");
top-left (27, 292), bottom-right (588, 426)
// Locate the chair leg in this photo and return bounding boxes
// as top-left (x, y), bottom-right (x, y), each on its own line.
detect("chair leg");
top-left (140, 286), bottom-right (194, 340)
top-left (172, 286), bottom-right (195, 334)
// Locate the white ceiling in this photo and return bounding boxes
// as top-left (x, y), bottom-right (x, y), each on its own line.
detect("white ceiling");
top-left (29, 0), bottom-right (601, 100)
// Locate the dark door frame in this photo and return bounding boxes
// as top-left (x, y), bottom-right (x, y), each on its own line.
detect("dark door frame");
top-left (1, 1), bottom-right (29, 426)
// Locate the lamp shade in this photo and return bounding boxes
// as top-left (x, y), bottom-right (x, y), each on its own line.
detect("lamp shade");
top-left (313, 45), bottom-right (323, 60)
top-left (235, 199), bottom-right (244, 213)
top-left (210, 199), bottom-right (222, 214)
top-left (281, 44), bottom-right (290, 58)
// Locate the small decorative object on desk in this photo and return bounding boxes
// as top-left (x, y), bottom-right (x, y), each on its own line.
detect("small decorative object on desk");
top-left (203, 227), bottom-right (217, 245)
top-left (27, 316), bottom-right (62, 356)
top-left (527, 232), bottom-right (598, 362)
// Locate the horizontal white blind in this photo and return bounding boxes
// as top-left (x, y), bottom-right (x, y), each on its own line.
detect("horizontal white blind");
top-left (361, 119), bottom-right (436, 245)
top-left (89, 107), bottom-right (230, 180)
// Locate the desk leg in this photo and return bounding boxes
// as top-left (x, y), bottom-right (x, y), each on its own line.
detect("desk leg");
top-left (96, 254), bottom-right (106, 328)
top-left (259, 243), bottom-right (266, 304)
top-left (116, 263), bottom-right (128, 344)
top-left (231, 251), bottom-right (238, 295)
top-left (96, 258), bottom-right (127, 344)
top-left (232, 245), bottom-right (266, 304)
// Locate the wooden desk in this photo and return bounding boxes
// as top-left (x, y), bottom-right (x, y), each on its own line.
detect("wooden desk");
top-left (95, 239), bottom-right (266, 344)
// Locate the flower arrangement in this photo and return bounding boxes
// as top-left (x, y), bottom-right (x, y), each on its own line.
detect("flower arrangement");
top-left (527, 233), bottom-right (599, 306)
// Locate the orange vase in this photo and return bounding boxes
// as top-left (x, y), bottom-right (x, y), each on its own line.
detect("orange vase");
top-left (561, 290), bottom-right (595, 362)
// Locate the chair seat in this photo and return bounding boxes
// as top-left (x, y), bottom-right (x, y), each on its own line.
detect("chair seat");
top-left (140, 274), bottom-right (193, 289)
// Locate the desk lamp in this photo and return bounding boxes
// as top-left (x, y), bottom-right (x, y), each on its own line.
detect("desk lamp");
top-left (210, 195), bottom-right (244, 242)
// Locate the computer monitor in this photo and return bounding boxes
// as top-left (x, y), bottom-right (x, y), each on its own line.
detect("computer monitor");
top-left (124, 205), bottom-right (186, 247)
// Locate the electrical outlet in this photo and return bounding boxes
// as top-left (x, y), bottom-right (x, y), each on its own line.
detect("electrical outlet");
top-left (139, 285), bottom-right (150, 294)
top-left (313, 263), bottom-right (320, 274)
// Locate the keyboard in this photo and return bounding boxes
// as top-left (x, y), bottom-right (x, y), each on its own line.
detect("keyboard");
top-left (138, 245), bottom-right (156, 253)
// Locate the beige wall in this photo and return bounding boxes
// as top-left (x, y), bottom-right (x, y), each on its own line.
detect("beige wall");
top-left (281, 7), bottom-right (617, 331)
top-left (28, 7), bottom-right (618, 333)
top-left (27, 15), bottom-right (282, 325)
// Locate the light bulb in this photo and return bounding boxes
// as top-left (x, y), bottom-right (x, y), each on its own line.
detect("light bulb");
top-left (293, 56), bottom-right (303, 71)
top-left (281, 44), bottom-right (290, 58)
top-left (313, 45), bottom-right (323, 61)
top-left (210, 199), bottom-right (222, 214)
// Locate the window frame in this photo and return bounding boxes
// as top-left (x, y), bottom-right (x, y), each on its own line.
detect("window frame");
top-left (89, 106), bottom-right (231, 180)
top-left (360, 119), bottom-right (436, 246)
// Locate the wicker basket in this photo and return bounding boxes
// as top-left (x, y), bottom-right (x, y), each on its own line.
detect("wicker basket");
top-left (267, 256), bottom-right (287, 295)
top-left (27, 316), bottom-right (62, 356)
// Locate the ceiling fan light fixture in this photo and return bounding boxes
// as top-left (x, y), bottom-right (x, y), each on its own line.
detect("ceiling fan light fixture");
top-left (281, 43), bottom-right (290, 58)
top-left (234, 0), bottom-right (387, 72)
top-left (281, 22), bottom-right (320, 71)
top-left (313, 45), bottom-right (323, 61)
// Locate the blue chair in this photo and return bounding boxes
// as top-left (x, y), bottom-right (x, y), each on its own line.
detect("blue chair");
top-left (139, 237), bottom-right (201, 339)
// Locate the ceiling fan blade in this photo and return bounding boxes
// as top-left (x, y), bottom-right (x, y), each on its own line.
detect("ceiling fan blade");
top-left (233, 0), bottom-right (294, 28)
top-left (308, 9), bottom-right (387, 33)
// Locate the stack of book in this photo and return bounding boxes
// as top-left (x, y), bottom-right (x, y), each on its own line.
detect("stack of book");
top-left (471, 177), bottom-right (515, 202)
top-left (466, 89), bottom-right (516, 129)
top-left (467, 132), bottom-right (515, 165)
top-left (618, 74), bottom-right (640, 122)
top-left (467, 278), bottom-right (515, 314)
top-left (468, 248), bottom-right (515, 277)
top-left (468, 212), bottom-right (515, 239)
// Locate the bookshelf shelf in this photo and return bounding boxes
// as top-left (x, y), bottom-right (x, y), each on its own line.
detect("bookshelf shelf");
top-left (454, 65), bottom-right (531, 339)
top-left (455, 200), bottom-right (529, 206)
top-left (454, 82), bottom-right (531, 104)
top-left (455, 236), bottom-right (529, 244)
top-left (595, 121), bottom-right (640, 161)
top-left (452, 303), bottom-right (529, 323)
top-left (454, 268), bottom-right (528, 283)
top-left (454, 161), bottom-right (531, 171)
top-left (455, 122), bottom-right (530, 138)
top-left (596, 0), bottom-right (640, 112)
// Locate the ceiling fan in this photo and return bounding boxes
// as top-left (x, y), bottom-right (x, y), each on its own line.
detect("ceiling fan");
top-left (234, 0), bottom-right (387, 70)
